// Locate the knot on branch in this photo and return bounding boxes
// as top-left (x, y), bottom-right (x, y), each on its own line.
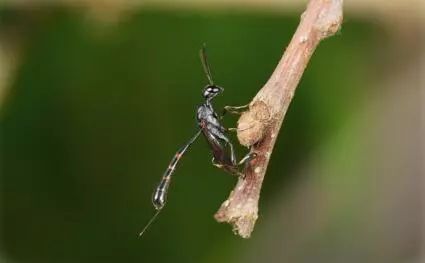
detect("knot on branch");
top-left (237, 101), bottom-right (272, 147)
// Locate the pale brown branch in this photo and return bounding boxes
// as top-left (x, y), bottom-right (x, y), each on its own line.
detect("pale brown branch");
top-left (214, 0), bottom-right (343, 238)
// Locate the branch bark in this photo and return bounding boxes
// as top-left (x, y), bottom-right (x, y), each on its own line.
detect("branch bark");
top-left (214, 0), bottom-right (343, 238)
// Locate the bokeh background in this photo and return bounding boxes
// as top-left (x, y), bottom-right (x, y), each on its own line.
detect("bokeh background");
top-left (0, 1), bottom-right (423, 263)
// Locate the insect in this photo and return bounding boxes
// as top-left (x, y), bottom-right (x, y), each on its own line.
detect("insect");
top-left (139, 46), bottom-right (256, 237)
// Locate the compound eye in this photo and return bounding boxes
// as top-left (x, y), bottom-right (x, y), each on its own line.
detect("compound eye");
top-left (203, 87), bottom-right (213, 97)
top-left (203, 90), bottom-right (210, 97)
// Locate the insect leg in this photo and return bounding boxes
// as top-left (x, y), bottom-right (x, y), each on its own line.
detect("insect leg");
top-left (237, 152), bottom-right (257, 166)
top-left (226, 124), bottom-right (255, 133)
top-left (231, 152), bottom-right (258, 179)
top-left (211, 157), bottom-right (223, 168)
top-left (222, 104), bottom-right (250, 117)
top-left (217, 134), bottom-right (237, 166)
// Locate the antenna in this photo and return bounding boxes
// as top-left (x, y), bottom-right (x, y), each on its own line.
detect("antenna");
top-left (200, 44), bottom-right (215, 86)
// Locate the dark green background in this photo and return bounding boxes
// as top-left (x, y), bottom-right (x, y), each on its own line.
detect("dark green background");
top-left (1, 7), bottom-right (382, 263)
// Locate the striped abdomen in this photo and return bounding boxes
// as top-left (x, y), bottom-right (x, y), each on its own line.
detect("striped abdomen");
top-left (151, 130), bottom-right (201, 210)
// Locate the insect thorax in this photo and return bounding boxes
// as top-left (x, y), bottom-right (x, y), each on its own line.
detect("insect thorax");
top-left (197, 104), bottom-right (220, 126)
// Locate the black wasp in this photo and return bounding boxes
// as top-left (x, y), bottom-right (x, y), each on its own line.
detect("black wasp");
top-left (139, 46), bottom-right (256, 237)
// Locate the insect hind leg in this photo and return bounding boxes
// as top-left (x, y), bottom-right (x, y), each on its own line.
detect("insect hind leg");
top-left (217, 133), bottom-right (237, 166)
top-left (237, 152), bottom-right (257, 166)
top-left (211, 157), bottom-right (223, 168)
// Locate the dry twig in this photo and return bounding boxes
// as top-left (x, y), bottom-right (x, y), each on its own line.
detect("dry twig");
top-left (214, 0), bottom-right (343, 238)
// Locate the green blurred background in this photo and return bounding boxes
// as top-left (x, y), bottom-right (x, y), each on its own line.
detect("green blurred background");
top-left (0, 1), bottom-right (423, 263)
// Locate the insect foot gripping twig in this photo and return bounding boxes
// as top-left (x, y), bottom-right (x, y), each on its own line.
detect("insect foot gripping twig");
top-left (214, 0), bottom-right (343, 238)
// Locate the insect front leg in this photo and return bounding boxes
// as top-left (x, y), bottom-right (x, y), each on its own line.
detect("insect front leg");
top-left (221, 104), bottom-right (250, 117)
top-left (220, 104), bottom-right (250, 131)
